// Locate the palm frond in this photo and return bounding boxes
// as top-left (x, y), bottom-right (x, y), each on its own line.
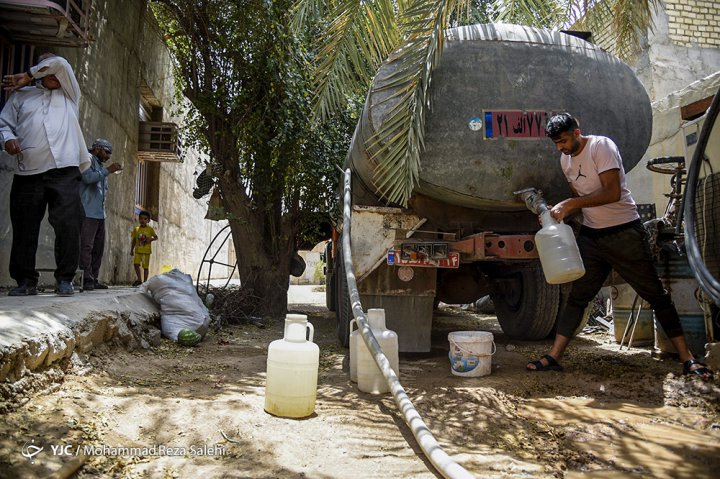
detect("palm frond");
top-left (368, 0), bottom-right (450, 206)
top-left (290, 0), bottom-right (327, 31)
top-left (295, 0), bottom-right (400, 121)
top-left (491, 0), bottom-right (565, 27)
top-left (565, 1), bottom-right (659, 60)
top-left (606, 0), bottom-right (658, 58)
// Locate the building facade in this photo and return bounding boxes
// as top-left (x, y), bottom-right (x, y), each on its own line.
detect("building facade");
top-left (622, 1), bottom-right (720, 211)
top-left (0, 0), bottom-right (230, 287)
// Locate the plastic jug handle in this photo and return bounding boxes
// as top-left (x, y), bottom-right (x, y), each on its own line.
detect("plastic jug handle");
top-left (306, 321), bottom-right (314, 343)
top-left (350, 319), bottom-right (356, 333)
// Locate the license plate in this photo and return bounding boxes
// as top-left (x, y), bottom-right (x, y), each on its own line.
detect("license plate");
top-left (387, 250), bottom-right (460, 268)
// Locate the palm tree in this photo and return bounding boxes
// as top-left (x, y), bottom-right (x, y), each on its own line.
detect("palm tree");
top-left (293, 0), bottom-right (659, 206)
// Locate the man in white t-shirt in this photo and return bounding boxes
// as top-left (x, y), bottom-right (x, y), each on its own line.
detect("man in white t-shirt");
top-left (526, 113), bottom-right (712, 381)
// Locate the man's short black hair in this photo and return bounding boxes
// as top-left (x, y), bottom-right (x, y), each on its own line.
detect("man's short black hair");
top-left (545, 113), bottom-right (579, 139)
top-left (139, 210), bottom-right (151, 219)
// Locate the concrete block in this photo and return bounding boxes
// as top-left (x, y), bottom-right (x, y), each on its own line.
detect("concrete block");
top-left (21, 338), bottom-right (49, 370)
top-left (44, 334), bottom-right (76, 366)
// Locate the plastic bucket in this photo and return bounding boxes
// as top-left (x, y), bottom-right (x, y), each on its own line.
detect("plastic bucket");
top-left (448, 331), bottom-right (495, 377)
top-left (655, 253), bottom-right (708, 356)
top-left (612, 308), bottom-right (654, 346)
top-left (655, 314), bottom-right (708, 357)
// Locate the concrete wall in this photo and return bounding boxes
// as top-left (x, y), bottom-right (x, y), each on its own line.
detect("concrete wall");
top-left (630, 72), bottom-right (720, 210)
top-left (634, 1), bottom-right (720, 102)
top-left (0, 0), bottom-right (230, 287)
top-left (623, 2), bottom-right (720, 215)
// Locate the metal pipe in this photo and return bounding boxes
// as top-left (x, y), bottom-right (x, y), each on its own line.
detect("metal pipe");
top-left (341, 169), bottom-right (475, 479)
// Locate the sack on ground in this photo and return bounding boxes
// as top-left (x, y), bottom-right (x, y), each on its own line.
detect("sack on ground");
top-left (141, 269), bottom-right (210, 343)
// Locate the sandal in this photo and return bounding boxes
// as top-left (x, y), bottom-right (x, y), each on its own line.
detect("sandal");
top-left (683, 359), bottom-right (714, 381)
top-left (527, 354), bottom-right (563, 372)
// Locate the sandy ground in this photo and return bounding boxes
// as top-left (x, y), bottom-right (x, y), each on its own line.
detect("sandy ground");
top-left (1, 287), bottom-right (719, 478)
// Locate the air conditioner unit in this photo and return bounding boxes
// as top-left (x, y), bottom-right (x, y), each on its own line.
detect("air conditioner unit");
top-left (0, 0), bottom-right (92, 47)
top-left (137, 121), bottom-right (183, 163)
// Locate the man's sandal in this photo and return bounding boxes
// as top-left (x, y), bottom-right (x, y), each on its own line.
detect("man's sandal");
top-left (527, 354), bottom-right (563, 372)
top-left (683, 359), bottom-right (714, 381)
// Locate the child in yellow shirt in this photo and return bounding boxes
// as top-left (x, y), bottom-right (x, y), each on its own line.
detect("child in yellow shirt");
top-left (130, 211), bottom-right (158, 286)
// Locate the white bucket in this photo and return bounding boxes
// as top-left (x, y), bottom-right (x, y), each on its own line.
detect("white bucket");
top-left (448, 331), bottom-right (495, 377)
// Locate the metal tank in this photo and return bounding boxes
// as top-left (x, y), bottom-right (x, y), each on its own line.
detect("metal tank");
top-left (333, 24), bottom-right (654, 352)
top-left (349, 23), bottom-right (652, 211)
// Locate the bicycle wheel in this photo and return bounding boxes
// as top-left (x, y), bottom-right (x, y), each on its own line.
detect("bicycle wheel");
top-left (646, 156), bottom-right (685, 174)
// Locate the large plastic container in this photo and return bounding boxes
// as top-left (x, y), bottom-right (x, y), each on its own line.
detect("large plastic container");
top-left (355, 309), bottom-right (399, 394)
top-left (534, 211), bottom-right (585, 284)
top-left (349, 318), bottom-right (359, 383)
top-left (611, 283), bottom-right (653, 346)
top-left (264, 314), bottom-right (320, 418)
top-left (654, 252), bottom-right (708, 356)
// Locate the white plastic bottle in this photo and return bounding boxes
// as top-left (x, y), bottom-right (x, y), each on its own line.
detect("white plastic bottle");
top-left (356, 309), bottom-right (399, 394)
top-left (264, 314), bottom-right (319, 418)
top-left (349, 318), bottom-right (359, 382)
top-left (535, 210), bottom-right (585, 284)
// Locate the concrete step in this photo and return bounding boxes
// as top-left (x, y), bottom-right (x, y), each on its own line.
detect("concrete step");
top-left (0, 288), bottom-right (160, 391)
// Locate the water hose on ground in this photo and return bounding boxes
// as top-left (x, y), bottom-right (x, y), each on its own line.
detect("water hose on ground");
top-left (341, 169), bottom-right (475, 479)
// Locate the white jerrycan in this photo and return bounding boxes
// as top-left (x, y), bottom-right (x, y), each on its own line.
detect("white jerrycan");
top-left (264, 314), bottom-right (319, 418)
top-left (349, 318), bottom-right (360, 382)
top-left (535, 210), bottom-right (585, 284)
top-left (356, 309), bottom-right (399, 394)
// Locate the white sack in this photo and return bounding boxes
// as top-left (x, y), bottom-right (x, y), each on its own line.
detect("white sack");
top-left (141, 269), bottom-right (210, 341)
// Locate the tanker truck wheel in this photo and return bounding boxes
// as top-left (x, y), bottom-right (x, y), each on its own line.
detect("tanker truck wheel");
top-left (335, 245), bottom-right (352, 347)
top-left (490, 265), bottom-right (560, 340)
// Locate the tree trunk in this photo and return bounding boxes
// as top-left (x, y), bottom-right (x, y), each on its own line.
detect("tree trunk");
top-left (219, 174), bottom-right (295, 320)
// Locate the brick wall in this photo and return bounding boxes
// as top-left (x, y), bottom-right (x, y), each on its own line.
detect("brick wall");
top-left (665, 0), bottom-right (720, 48)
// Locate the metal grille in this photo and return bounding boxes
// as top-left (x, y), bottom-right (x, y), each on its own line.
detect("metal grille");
top-left (138, 122), bottom-right (183, 163)
top-left (692, 171), bottom-right (720, 280)
top-left (0, 0), bottom-right (92, 47)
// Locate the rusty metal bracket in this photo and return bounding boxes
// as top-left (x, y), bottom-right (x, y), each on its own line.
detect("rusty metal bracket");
top-left (451, 232), bottom-right (538, 260)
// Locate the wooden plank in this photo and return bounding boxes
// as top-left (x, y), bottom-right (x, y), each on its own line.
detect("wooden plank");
top-left (681, 96), bottom-right (713, 121)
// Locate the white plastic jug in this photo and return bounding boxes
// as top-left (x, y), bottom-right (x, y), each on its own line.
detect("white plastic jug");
top-left (264, 314), bottom-right (319, 418)
top-left (349, 318), bottom-right (360, 383)
top-left (356, 309), bottom-right (399, 394)
top-left (535, 211), bottom-right (585, 284)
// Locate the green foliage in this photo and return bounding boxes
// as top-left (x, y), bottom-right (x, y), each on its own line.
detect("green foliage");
top-left (151, 0), bottom-right (352, 258)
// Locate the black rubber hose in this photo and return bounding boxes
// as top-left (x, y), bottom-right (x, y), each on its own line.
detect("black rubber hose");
top-left (683, 87), bottom-right (720, 305)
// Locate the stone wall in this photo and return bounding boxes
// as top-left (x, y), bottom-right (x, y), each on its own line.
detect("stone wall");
top-left (589, 2), bottom-right (720, 101)
top-left (0, 0), bottom-right (231, 287)
top-left (633, 2), bottom-right (720, 102)
top-left (621, 2), bottom-right (720, 216)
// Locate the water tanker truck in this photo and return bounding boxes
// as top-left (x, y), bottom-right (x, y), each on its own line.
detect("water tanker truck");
top-left (326, 23), bottom-right (652, 352)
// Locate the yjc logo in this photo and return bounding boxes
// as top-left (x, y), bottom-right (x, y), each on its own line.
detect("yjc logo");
top-left (21, 439), bottom-right (44, 463)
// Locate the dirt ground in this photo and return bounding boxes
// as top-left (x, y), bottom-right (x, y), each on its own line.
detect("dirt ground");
top-left (1, 290), bottom-right (719, 479)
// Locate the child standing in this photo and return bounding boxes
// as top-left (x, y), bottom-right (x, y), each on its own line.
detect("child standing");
top-left (130, 211), bottom-right (158, 286)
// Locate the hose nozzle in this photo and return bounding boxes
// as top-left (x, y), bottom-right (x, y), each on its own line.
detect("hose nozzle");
top-left (514, 187), bottom-right (550, 215)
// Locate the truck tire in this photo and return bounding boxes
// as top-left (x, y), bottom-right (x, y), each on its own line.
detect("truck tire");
top-left (325, 241), bottom-right (336, 312)
top-left (335, 245), bottom-right (352, 347)
top-left (490, 265), bottom-right (560, 340)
